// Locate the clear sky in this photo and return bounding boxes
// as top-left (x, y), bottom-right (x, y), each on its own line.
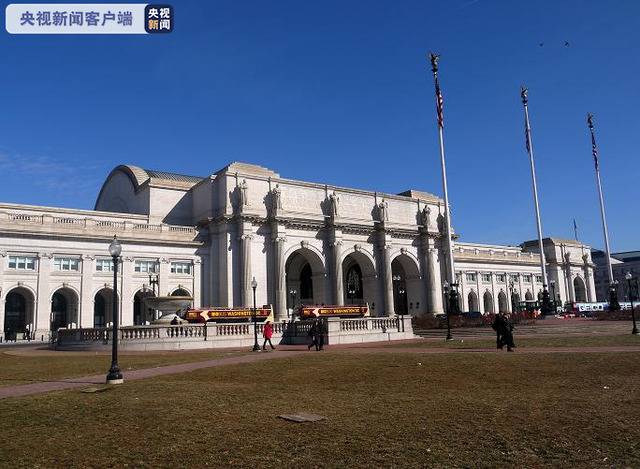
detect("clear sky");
top-left (1, 0), bottom-right (638, 251)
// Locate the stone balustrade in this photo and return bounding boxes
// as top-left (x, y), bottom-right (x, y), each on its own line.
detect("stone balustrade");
top-left (54, 317), bottom-right (414, 351)
top-left (0, 206), bottom-right (199, 244)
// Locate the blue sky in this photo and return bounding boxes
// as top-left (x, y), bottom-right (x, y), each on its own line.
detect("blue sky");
top-left (0, 0), bottom-right (638, 251)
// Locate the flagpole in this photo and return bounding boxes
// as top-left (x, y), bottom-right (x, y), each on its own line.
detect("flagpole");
top-left (521, 87), bottom-right (552, 315)
top-left (587, 114), bottom-right (619, 310)
top-left (429, 53), bottom-right (459, 331)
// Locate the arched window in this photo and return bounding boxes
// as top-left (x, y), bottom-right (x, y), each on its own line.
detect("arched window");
top-left (51, 292), bottom-right (68, 331)
top-left (300, 263), bottom-right (313, 301)
top-left (498, 291), bottom-right (508, 313)
top-left (467, 291), bottom-right (479, 312)
top-left (574, 277), bottom-right (587, 302)
top-left (483, 291), bottom-right (494, 314)
top-left (171, 288), bottom-right (190, 297)
top-left (345, 264), bottom-right (363, 304)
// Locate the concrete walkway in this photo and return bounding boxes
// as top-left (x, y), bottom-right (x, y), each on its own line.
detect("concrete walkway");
top-left (2, 341), bottom-right (639, 400)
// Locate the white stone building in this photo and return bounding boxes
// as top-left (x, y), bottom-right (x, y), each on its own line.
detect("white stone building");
top-left (0, 162), bottom-right (596, 340)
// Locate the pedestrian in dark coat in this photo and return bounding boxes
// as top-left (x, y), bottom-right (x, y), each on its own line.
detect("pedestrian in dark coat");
top-left (307, 320), bottom-right (318, 351)
top-left (502, 314), bottom-right (516, 352)
top-left (491, 314), bottom-right (504, 350)
top-left (317, 319), bottom-right (324, 351)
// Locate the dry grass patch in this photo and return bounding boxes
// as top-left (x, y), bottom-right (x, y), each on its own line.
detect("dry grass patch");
top-left (0, 348), bottom-right (244, 386)
top-left (392, 333), bottom-right (640, 349)
top-left (0, 351), bottom-right (638, 468)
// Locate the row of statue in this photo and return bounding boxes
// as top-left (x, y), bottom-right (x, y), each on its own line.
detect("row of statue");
top-left (235, 180), bottom-right (433, 228)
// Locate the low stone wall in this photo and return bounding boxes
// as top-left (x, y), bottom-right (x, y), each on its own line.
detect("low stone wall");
top-left (54, 317), bottom-right (414, 351)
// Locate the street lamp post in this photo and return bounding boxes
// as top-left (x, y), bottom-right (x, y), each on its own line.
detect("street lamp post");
top-left (443, 281), bottom-right (452, 341)
top-left (625, 273), bottom-right (638, 335)
top-left (251, 277), bottom-right (260, 352)
top-left (106, 236), bottom-right (123, 385)
top-left (289, 288), bottom-right (297, 320)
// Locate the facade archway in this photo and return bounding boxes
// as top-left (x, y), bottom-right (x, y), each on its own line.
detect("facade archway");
top-left (525, 290), bottom-right (533, 301)
top-left (285, 247), bottom-right (326, 308)
top-left (342, 251), bottom-right (376, 310)
top-left (467, 290), bottom-right (479, 312)
top-left (133, 290), bottom-right (155, 325)
top-left (483, 291), bottom-right (494, 314)
top-left (573, 276), bottom-right (587, 302)
top-left (4, 287), bottom-right (35, 339)
top-left (51, 287), bottom-right (79, 331)
top-left (391, 254), bottom-right (422, 316)
top-left (94, 288), bottom-right (118, 328)
top-left (498, 291), bottom-right (508, 313)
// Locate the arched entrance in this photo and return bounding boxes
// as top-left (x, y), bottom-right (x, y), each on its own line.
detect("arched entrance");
top-left (467, 290), bottom-right (479, 312)
top-left (483, 291), bottom-right (494, 314)
top-left (574, 277), bottom-right (587, 302)
top-left (498, 291), bottom-right (508, 313)
top-left (4, 287), bottom-right (35, 340)
top-left (94, 288), bottom-right (118, 328)
top-left (342, 251), bottom-right (376, 311)
top-left (511, 292), bottom-right (520, 312)
top-left (51, 287), bottom-right (79, 331)
top-left (525, 290), bottom-right (533, 301)
top-left (133, 290), bottom-right (155, 325)
top-left (391, 254), bottom-right (422, 316)
top-left (285, 247), bottom-right (326, 309)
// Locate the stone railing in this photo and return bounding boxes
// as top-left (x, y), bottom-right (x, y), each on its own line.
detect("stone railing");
top-left (0, 209), bottom-right (199, 244)
top-left (55, 317), bottom-right (414, 351)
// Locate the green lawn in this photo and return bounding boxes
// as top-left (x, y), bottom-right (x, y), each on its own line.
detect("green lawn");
top-left (0, 351), bottom-right (638, 468)
top-left (391, 334), bottom-right (640, 349)
top-left (0, 348), bottom-right (243, 387)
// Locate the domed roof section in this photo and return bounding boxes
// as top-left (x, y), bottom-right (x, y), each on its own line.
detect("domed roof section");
top-left (94, 164), bottom-right (205, 215)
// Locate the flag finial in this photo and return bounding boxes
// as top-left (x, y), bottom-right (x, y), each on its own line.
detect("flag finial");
top-left (520, 86), bottom-right (528, 105)
top-left (429, 52), bottom-right (440, 75)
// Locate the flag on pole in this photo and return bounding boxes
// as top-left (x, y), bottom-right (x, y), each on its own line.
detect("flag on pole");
top-left (587, 114), bottom-right (599, 170)
top-left (525, 120), bottom-right (531, 153)
top-left (435, 81), bottom-right (444, 128)
top-left (429, 53), bottom-right (444, 128)
top-left (573, 218), bottom-right (578, 240)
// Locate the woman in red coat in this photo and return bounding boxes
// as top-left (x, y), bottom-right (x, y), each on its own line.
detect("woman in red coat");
top-left (262, 321), bottom-right (275, 350)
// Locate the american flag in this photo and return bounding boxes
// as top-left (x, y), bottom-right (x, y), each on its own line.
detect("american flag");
top-left (435, 80), bottom-right (444, 128)
top-left (587, 114), bottom-right (599, 170)
top-left (525, 120), bottom-right (531, 153)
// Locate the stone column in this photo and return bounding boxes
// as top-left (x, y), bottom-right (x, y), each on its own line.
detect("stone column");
top-left (382, 245), bottom-right (394, 317)
top-left (240, 233), bottom-right (253, 307)
top-left (35, 253), bottom-right (52, 336)
top-left (193, 258), bottom-right (202, 307)
top-left (120, 257), bottom-right (135, 327)
top-left (332, 240), bottom-right (344, 306)
top-left (79, 255), bottom-right (95, 328)
top-left (0, 251), bottom-right (6, 337)
top-left (273, 236), bottom-right (287, 320)
top-left (423, 239), bottom-right (443, 314)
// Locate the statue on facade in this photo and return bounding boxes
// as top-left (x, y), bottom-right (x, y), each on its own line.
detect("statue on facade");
top-left (329, 191), bottom-right (340, 218)
top-left (238, 179), bottom-right (249, 207)
top-left (421, 205), bottom-right (431, 228)
top-left (268, 184), bottom-right (282, 218)
top-left (378, 199), bottom-right (389, 222)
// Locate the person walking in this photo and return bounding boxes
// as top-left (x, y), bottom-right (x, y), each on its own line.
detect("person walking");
top-left (262, 320), bottom-right (275, 350)
top-left (307, 319), bottom-right (319, 351)
top-left (491, 313), bottom-right (504, 350)
top-left (502, 314), bottom-right (516, 352)
top-left (317, 319), bottom-right (324, 351)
